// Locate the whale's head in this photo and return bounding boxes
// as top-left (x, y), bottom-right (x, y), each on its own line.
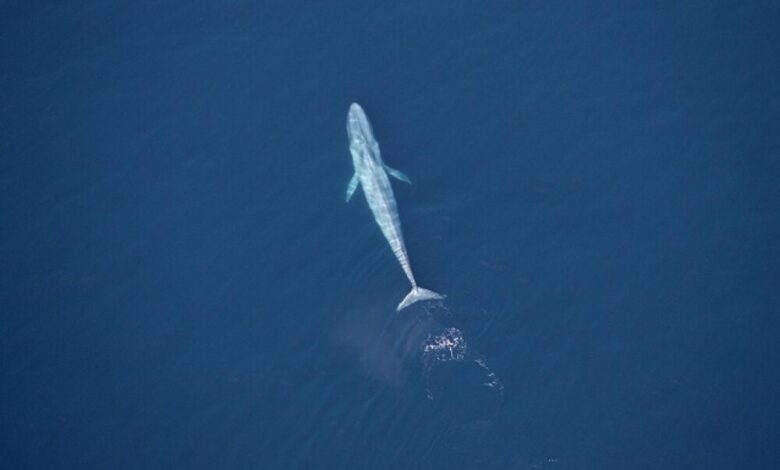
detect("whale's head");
top-left (347, 103), bottom-right (374, 148)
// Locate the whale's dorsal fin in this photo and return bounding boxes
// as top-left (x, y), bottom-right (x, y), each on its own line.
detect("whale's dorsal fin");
top-left (345, 173), bottom-right (360, 202)
top-left (384, 165), bottom-right (412, 184)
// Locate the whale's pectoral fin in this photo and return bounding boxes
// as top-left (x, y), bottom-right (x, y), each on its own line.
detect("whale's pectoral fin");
top-left (345, 173), bottom-right (360, 202)
top-left (384, 165), bottom-right (412, 184)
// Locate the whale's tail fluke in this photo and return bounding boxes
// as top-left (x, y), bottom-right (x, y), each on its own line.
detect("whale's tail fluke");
top-left (397, 286), bottom-right (445, 311)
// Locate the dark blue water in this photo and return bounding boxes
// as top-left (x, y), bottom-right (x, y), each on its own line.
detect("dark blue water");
top-left (2, 1), bottom-right (779, 468)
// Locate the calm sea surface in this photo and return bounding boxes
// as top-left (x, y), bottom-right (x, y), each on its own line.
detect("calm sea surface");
top-left (2, 1), bottom-right (779, 468)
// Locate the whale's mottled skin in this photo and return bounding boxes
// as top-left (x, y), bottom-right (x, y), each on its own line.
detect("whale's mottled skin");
top-left (345, 103), bottom-right (444, 311)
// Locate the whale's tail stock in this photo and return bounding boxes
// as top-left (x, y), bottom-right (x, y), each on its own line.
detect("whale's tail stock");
top-left (397, 286), bottom-right (445, 311)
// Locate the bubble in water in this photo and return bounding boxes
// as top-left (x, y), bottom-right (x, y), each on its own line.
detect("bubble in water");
top-left (423, 327), bottom-right (466, 362)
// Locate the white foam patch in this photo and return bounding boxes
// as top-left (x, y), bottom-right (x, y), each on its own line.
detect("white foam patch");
top-left (423, 327), bottom-right (467, 362)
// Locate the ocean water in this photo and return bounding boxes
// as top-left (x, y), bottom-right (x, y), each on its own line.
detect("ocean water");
top-left (2, 1), bottom-right (779, 468)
